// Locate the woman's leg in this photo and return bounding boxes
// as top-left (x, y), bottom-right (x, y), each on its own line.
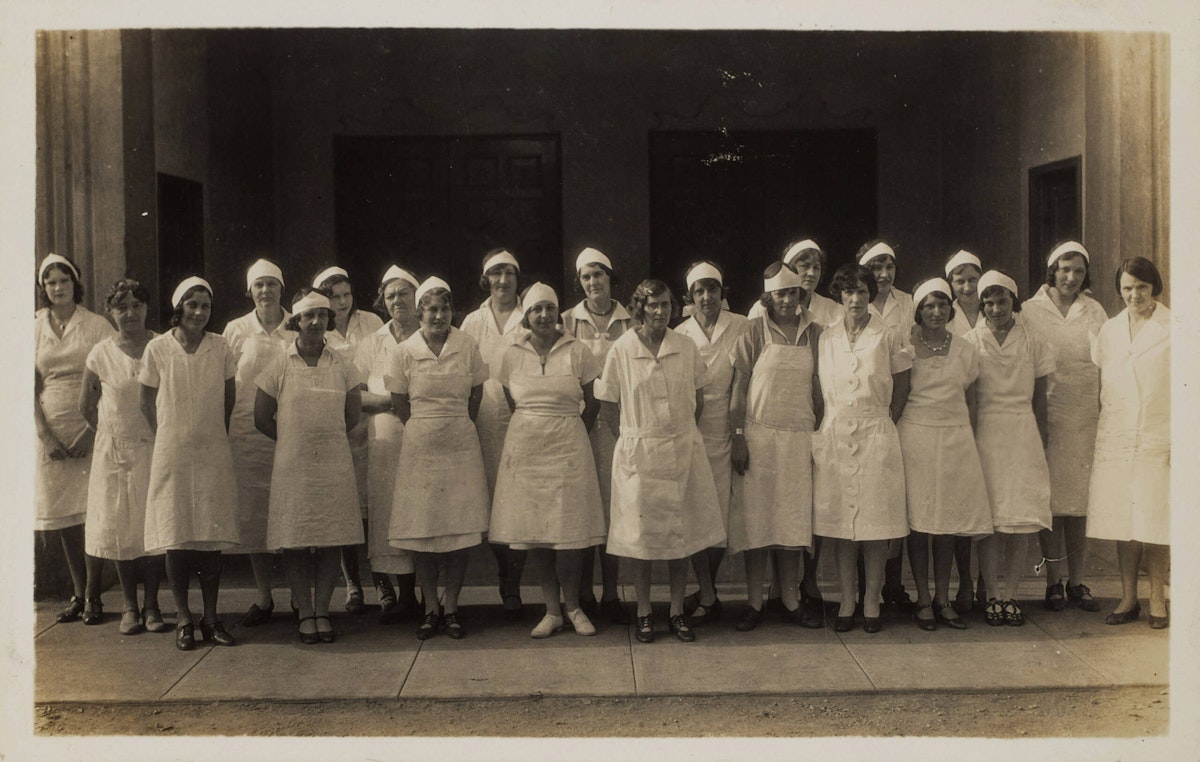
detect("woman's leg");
top-left (115, 559), bottom-right (141, 613)
top-left (578, 545), bottom-right (597, 606)
top-left (164, 550), bottom-right (192, 625)
top-left (282, 549), bottom-right (314, 619)
top-left (600, 546), bottom-right (621, 602)
top-left (976, 535), bottom-right (999, 603)
top-left (59, 524), bottom-right (88, 599)
top-left (339, 538), bottom-right (364, 611)
top-left (801, 537), bottom-right (823, 600)
top-left (413, 552), bottom-right (440, 616)
top-left (833, 539), bottom-right (859, 618)
top-left (556, 549), bottom-right (583, 615)
top-left (315, 547), bottom-right (342, 618)
top-left (1037, 518), bottom-right (1066, 587)
top-left (743, 548), bottom-right (767, 611)
top-left (1113, 540), bottom-right (1143, 615)
top-left (1144, 543), bottom-right (1169, 619)
top-left (249, 552), bottom-right (275, 610)
top-left (532, 549), bottom-right (561, 616)
top-left (143, 555), bottom-right (164, 612)
top-left (442, 548), bottom-right (470, 614)
top-left (907, 531), bottom-right (932, 610)
top-left (862, 541), bottom-right (889, 620)
top-left (777, 549), bottom-right (802, 611)
top-left (931, 535), bottom-right (956, 605)
top-left (1063, 516), bottom-right (1090, 588)
top-left (953, 536), bottom-right (973, 609)
top-left (667, 558), bottom-right (688, 618)
top-left (629, 559), bottom-right (652, 618)
top-left (1000, 533), bottom-right (1031, 602)
top-left (196, 551), bottom-right (223, 626)
top-left (688, 550), bottom-right (717, 607)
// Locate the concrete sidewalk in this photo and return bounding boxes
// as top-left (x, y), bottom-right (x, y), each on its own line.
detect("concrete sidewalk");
top-left (34, 570), bottom-right (1168, 704)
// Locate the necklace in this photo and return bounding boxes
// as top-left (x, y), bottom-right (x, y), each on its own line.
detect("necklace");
top-left (845, 318), bottom-right (868, 341)
top-left (585, 298), bottom-right (615, 317)
top-left (918, 329), bottom-right (950, 352)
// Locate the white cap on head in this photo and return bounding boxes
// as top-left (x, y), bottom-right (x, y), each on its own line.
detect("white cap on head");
top-left (685, 262), bottom-right (723, 290)
top-left (415, 276), bottom-right (452, 304)
top-left (172, 276), bottom-right (212, 309)
top-left (913, 278), bottom-right (954, 308)
top-left (1047, 241), bottom-right (1090, 268)
top-left (381, 265), bottom-right (419, 289)
top-left (523, 282), bottom-right (559, 311)
top-left (858, 241), bottom-right (896, 266)
top-left (39, 253), bottom-right (81, 282)
top-left (575, 247), bottom-right (612, 273)
top-left (979, 270), bottom-right (1019, 299)
top-left (312, 266), bottom-right (349, 288)
top-left (944, 249), bottom-right (982, 277)
top-left (292, 291), bottom-right (331, 315)
top-left (764, 264), bottom-right (805, 293)
top-left (482, 250), bottom-right (520, 275)
top-left (782, 239), bottom-right (821, 266)
top-left (246, 259), bottom-right (284, 290)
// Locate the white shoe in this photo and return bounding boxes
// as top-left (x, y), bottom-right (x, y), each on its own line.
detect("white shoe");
top-left (531, 613), bottom-right (564, 639)
top-left (566, 607), bottom-right (596, 636)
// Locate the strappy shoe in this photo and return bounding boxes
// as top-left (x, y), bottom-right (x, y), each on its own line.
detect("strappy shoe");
top-left (984, 598), bottom-right (1006, 627)
top-left (1044, 581), bottom-right (1067, 612)
top-left (443, 612), bottom-right (465, 639)
top-left (688, 597), bottom-right (722, 626)
top-left (298, 616), bottom-right (320, 644)
top-left (81, 597), bottom-right (104, 625)
top-left (915, 603), bottom-right (937, 631)
top-left (56, 595), bottom-right (85, 623)
top-left (1002, 599), bottom-right (1024, 627)
top-left (635, 615), bottom-right (655, 643)
top-left (315, 615), bottom-right (336, 643)
top-left (416, 611), bottom-right (440, 640)
top-left (933, 599), bottom-right (968, 630)
top-left (669, 614), bottom-right (695, 642)
top-left (1067, 583), bottom-right (1100, 612)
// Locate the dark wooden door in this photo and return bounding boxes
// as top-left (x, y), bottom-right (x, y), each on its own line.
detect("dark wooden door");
top-left (1028, 156), bottom-right (1082, 289)
top-left (649, 129), bottom-right (877, 312)
top-left (334, 135), bottom-right (562, 319)
top-left (156, 173), bottom-right (205, 326)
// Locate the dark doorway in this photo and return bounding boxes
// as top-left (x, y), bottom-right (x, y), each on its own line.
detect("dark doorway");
top-left (156, 173), bottom-right (205, 326)
top-left (1029, 156), bottom-right (1082, 289)
top-left (649, 129), bottom-right (877, 312)
top-left (334, 134), bottom-right (563, 318)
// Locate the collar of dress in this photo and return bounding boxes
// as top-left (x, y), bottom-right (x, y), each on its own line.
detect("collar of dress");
top-left (480, 296), bottom-right (526, 334)
top-left (570, 299), bottom-right (631, 328)
top-left (629, 327), bottom-right (683, 360)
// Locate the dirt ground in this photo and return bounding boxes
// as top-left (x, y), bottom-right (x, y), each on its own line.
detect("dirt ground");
top-left (35, 686), bottom-right (1167, 738)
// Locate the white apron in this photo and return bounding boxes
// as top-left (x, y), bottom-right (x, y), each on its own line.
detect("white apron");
top-left (730, 335), bottom-right (816, 553)
top-left (326, 310), bottom-right (384, 514)
top-left (460, 299), bottom-right (524, 496)
top-left (264, 353), bottom-right (363, 550)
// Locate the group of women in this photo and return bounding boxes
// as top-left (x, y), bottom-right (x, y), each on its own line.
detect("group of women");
top-left (35, 235), bottom-right (1171, 651)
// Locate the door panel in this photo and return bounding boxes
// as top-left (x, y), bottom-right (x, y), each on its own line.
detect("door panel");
top-left (1028, 157), bottom-right (1082, 289)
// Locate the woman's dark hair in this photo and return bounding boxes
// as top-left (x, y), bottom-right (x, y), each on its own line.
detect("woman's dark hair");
top-left (169, 285), bottom-right (212, 328)
top-left (284, 287), bottom-right (336, 331)
top-left (373, 275), bottom-right (415, 316)
top-left (681, 260), bottom-right (730, 305)
top-left (913, 288), bottom-right (957, 327)
top-left (1114, 256), bottom-right (1163, 297)
top-left (518, 285), bottom-right (561, 330)
top-left (104, 278), bottom-right (151, 311)
top-left (830, 263), bottom-right (878, 303)
top-left (572, 261), bottom-right (621, 296)
top-left (37, 258), bottom-right (85, 308)
top-left (1045, 243), bottom-right (1092, 291)
top-left (316, 271), bottom-right (357, 318)
top-left (856, 238), bottom-right (897, 268)
top-left (478, 247), bottom-right (523, 294)
top-left (418, 287), bottom-right (454, 314)
top-left (980, 270), bottom-right (1022, 313)
top-left (628, 279), bottom-right (679, 323)
top-left (757, 261), bottom-right (804, 321)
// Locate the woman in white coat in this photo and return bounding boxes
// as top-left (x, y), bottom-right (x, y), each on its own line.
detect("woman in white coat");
top-left (1023, 242), bottom-right (1108, 613)
top-left (596, 279), bottom-right (725, 644)
top-left (460, 248), bottom-right (528, 618)
top-left (255, 289), bottom-right (364, 644)
top-left (79, 278), bottom-right (168, 636)
top-left (967, 271), bottom-right (1055, 628)
top-left (489, 283), bottom-right (606, 639)
top-left (1087, 257), bottom-right (1170, 629)
top-left (140, 277), bottom-right (239, 650)
top-left (223, 259), bottom-right (293, 627)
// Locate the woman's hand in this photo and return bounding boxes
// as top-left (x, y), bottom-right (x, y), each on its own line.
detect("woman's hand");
top-left (731, 433), bottom-right (749, 475)
top-left (66, 427), bottom-right (95, 458)
top-left (40, 432), bottom-right (69, 461)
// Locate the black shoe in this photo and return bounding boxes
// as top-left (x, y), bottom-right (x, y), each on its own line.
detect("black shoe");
top-left (669, 614), bottom-right (695, 642)
top-left (800, 589), bottom-right (827, 618)
top-left (933, 600), bottom-right (968, 630)
top-left (579, 593), bottom-right (599, 619)
top-left (240, 601), bottom-right (274, 627)
top-left (635, 615), bottom-right (655, 643)
top-left (56, 596), bottom-right (85, 623)
top-left (444, 612), bottom-right (465, 639)
top-left (1149, 613), bottom-right (1169, 630)
top-left (199, 619), bottom-right (235, 646)
top-left (345, 587), bottom-right (366, 615)
top-left (734, 606), bottom-right (763, 632)
top-left (1044, 581), bottom-right (1067, 611)
top-left (882, 586), bottom-right (915, 614)
top-left (783, 604), bottom-right (823, 630)
top-left (833, 615), bottom-right (856, 632)
top-left (298, 616), bottom-right (320, 645)
top-left (379, 598), bottom-right (414, 625)
top-left (1105, 602), bottom-right (1141, 625)
top-left (81, 597), bottom-right (104, 625)
top-left (915, 604), bottom-right (937, 631)
top-left (176, 623), bottom-right (195, 651)
top-left (416, 611), bottom-right (440, 640)
top-left (688, 597), bottom-right (722, 626)
top-left (601, 598), bottom-right (630, 625)
top-left (765, 596), bottom-right (785, 615)
top-left (862, 617), bottom-right (882, 634)
top-left (502, 595), bottom-right (524, 622)
top-left (315, 615), bottom-right (336, 643)
top-left (1066, 583), bottom-right (1100, 612)
top-left (682, 591), bottom-right (702, 615)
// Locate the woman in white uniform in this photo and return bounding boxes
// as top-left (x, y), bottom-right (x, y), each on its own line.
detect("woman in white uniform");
top-left (139, 277), bottom-right (239, 650)
top-left (35, 254), bottom-right (115, 624)
top-left (1023, 242), bottom-right (1108, 613)
top-left (79, 278), bottom-right (168, 636)
top-left (728, 262), bottom-right (824, 632)
top-left (490, 283), bottom-right (606, 639)
top-left (1087, 257), bottom-right (1170, 629)
top-left (899, 279), bottom-right (991, 631)
top-left (596, 279), bottom-right (725, 644)
top-left (460, 248), bottom-right (527, 618)
top-left (223, 259), bottom-right (293, 627)
top-left (814, 264), bottom-right (911, 634)
top-left (675, 261), bottom-right (749, 626)
top-left (255, 289), bottom-right (364, 644)
top-left (967, 271), bottom-right (1055, 627)
top-left (312, 266), bottom-right (386, 616)
top-left (943, 249), bottom-right (986, 614)
top-left (355, 266), bottom-right (423, 623)
top-left (387, 278), bottom-right (490, 640)
top-left (562, 247), bottom-right (633, 624)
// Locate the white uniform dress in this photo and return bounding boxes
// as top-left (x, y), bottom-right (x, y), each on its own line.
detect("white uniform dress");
top-left (675, 310), bottom-right (750, 540)
top-left (222, 311), bottom-right (294, 553)
top-left (140, 332), bottom-right (240, 553)
top-left (385, 327), bottom-right (490, 553)
top-left (728, 314), bottom-right (820, 553)
top-left (35, 306), bottom-right (115, 530)
top-left (870, 288), bottom-right (916, 333)
top-left (1087, 304), bottom-right (1170, 545)
top-left (84, 335), bottom-right (158, 559)
top-left (562, 301), bottom-right (634, 522)
top-left (897, 332), bottom-right (992, 536)
top-left (813, 316), bottom-right (911, 541)
top-left (355, 323), bottom-right (415, 574)
top-left (595, 329), bottom-right (726, 560)
top-left (325, 309), bottom-right (385, 515)
top-left (460, 297), bottom-right (525, 496)
top-left (948, 301), bottom-right (981, 337)
top-left (1023, 286), bottom-right (1108, 517)
top-left (748, 291), bottom-right (843, 327)
top-left (257, 343), bottom-right (364, 550)
top-left (489, 334), bottom-right (606, 550)
top-left (966, 316), bottom-right (1056, 533)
